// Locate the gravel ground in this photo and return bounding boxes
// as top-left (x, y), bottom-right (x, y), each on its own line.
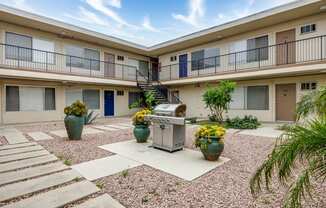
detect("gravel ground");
top-left (7, 121), bottom-right (326, 207)
top-left (95, 133), bottom-right (325, 208)
top-left (13, 117), bottom-right (133, 165)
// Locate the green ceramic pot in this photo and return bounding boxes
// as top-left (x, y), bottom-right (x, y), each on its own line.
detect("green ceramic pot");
top-left (200, 137), bottom-right (224, 161)
top-left (133, 124), bottom-right (150, 143)
top-left (64, 115), bottom-right (84, 140)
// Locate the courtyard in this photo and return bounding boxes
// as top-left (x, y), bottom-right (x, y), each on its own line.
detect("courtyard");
top-left (0, 117), bottom-right (324, 208)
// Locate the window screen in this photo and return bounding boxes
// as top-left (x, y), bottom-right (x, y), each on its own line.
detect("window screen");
top-left (83, 89), bottom-right (100, 109)
top-left (247, 36), bottom-right (268, 62)
top-left (44, 88), bottom-right (56, 110)
top-left (204, 48), bottom-right (220, 68)
top-left (246, 86), bottom-right (269, 110)
top-left (5, 32), bottom-right (32, 61)
top-left (65, 89), bottom-right (83, 106)
top-left (128, 92), bottom-right (142, 106)
top-left (229, 40), bottom-right (247, 64)
top-left (139, 61), bottom-right (149, 76)
top-left (230, 87), bottom-right (245, 109)
top-left (85, 48), bottom-right (100, 71)
top-left (191, 50), bottom-right (204, 70)
top-left (6, 86), bottom-right (19, 111)
top-left (19, 87), bottom-right (44, 111)
top-left (33, 39), bottom-right (55, 64)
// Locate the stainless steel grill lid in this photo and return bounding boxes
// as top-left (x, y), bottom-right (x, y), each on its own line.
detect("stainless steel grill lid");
top-left (153, 104), bottom-right (186, 117)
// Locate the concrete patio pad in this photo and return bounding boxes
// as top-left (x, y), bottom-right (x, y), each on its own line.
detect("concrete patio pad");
top-left (50, 128), bottom-right (104, 138)
top-left (105, 124), bottom-right (131, 130)
top-left (27, 132), bottom-right (54, 141)
top-left (92, 125), bottom-right (121, 131)
top-left (238, 126), bottom-right (283, 138)
top-left (100, 141), bottom-right (230, 181)
top-left (72, 155), bottom-right (141, 181)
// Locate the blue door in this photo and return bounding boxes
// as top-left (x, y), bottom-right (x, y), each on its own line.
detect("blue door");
top-left (179, 54), bottom-right (188, 78)
top-left (104, 91), bottom-right (114, 116)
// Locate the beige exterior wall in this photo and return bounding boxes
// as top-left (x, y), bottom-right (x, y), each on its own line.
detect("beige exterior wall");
top-left (158, 13), bottom-right (326, 81)
top-left (170, 74), bottom-right (326, 122)
top-left (0, 79), bottom-right (140, 124)
top-left (0, 21), bottom-right (150, 82)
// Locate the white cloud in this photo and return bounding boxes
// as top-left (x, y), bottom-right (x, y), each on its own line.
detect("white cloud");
top-left (85, 0), bottom-right (130, 27)
top-left (142, 16), bottom-right (159, 32)
top-left (64, 6), bottom-right (110, 26)
top-left (172, 0), bottom-right (205, 27)
top-left (2, 0), bottom-right (34, 12)
top-left (105, 0), bottom-right (121, 8)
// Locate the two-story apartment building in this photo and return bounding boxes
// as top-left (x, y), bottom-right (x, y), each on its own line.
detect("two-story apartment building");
top-left (0, 0), bottom-right (326, 124)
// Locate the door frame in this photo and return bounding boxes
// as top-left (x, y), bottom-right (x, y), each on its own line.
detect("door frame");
top-left (104, 90), bottom-right (115, 117)
top-left (276, 29), bottom-right (296, 65)
top-left (275, 83), bottom-right (297, 122)
top-left (179, 54), bottom-right (188, 78)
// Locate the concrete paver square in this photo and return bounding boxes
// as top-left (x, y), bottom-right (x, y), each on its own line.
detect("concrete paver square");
top-left (74, 194), bottom-right (125, 208)
top-left (3, 132), bottom-right (28, 144)
top-left (50, 128), bottom-right (104, 138)
top-left (238, 127), bottom-right (283, 138)
top-left (92, 125), bottom-right (118, 131)
top-left (72, 155), bottom-right (141, 181)
top-left (100, 140), bottom-right (230, 181)
top-left (105, 125), bottom-right (130, 130)
top-left (27, 132), bottom-right (54, 141)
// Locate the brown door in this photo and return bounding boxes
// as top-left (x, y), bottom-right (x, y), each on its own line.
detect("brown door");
top-left (104, 53), bottom-right (115, 78)
top-left (276, 29), bottom-right (296, 65)
top-left (276, 84), bottom-right (296, 121)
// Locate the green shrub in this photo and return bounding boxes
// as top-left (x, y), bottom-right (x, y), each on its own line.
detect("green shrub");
top-left (225, 115), bottom-right (260, 129)
top-left (203, 81), bottom-right (236, 123)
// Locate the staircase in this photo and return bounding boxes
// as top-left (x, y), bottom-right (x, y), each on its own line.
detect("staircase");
top-left (136, 70), bottom-right (181, 104)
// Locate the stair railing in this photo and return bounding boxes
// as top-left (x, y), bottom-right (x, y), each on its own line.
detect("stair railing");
top-left (136, 68), bottom-right (182, 104)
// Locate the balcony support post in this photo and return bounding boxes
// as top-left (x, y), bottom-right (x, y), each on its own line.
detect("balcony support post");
top-left (258, 48), bottom-right (261, 69)
top-left (46, 51), bottom-right (48, 72)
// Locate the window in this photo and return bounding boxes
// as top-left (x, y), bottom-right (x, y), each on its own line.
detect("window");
top-left (65, 89), bottom-right (100, 109)
top-left (65, 45), bottom-right (100, 70)
top-left (6, 86), bottom-right (56, 112)
top-left (33, 38), bottom-right (55, 64)
top-left (117, 55), bottom-right (124, 61)
top-left (230, 86), bottom-right (269, 110)
top-left (83, 89), bottom-right (100, 109)
top-left (229, 40), bottom-right (247, 64)
top-left (128, 92), bottom-right (142, 107)
top-left (170, 90), bottom-right (179, 104)
top-left (6, 86), bottom-right (19, 112)
top-left (247, 35), bottom-right (269, 62)
top-left (247, 86), bottom-right (269, 110)
top-left (204, 48), bottom-right (220, 68)
top-left (301, 24), bottom-right (316, 34)
top-left (139, 60), bottom-right (149, 76)
top-left (170, 56), bottom-right (177, 62)
top-left (117, 90), bottom-right (124, 96)
top-left (5, 32), bottom-right (32, 61)
top-left (301, 82), bottom-right (317, 90)
top-left (191, 50), bottom-right (204, 70)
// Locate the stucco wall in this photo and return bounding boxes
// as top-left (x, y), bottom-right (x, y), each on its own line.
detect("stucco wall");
top-left (158, 13), bottom-right (326, 79)
top-left (0, 79), bottom-right (140, 124)
top-left (170, 74), bottom-right (326, 122)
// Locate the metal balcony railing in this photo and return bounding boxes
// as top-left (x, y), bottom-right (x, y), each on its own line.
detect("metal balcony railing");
top-left (0, 43), bottom-right (141, 81)
top-left (159, 35), bottom-right (326, 81)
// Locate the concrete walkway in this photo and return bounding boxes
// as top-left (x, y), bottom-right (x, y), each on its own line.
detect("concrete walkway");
top-left (0, 141), bottom-right (125, 208)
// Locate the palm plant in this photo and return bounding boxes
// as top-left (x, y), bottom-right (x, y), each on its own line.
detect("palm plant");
top-left (250, 87), bottom-right (326, 208)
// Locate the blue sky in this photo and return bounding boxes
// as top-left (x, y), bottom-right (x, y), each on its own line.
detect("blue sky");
top-left (0, 0), bottom-right (296, 46)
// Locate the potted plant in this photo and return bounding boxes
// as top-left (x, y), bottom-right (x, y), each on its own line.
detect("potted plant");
top-left (194, 125), bottom-right (226, 161)
top-left (64, 100), bottom-right (87, 140)
top-left (132, 109), bottom-right (151, 143)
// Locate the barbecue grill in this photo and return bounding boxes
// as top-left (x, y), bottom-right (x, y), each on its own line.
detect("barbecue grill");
top-left (145, 104), bottom-right (186, 152)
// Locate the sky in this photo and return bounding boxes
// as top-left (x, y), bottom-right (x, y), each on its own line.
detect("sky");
top-left (0, 0), bottom-right (297, 46)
